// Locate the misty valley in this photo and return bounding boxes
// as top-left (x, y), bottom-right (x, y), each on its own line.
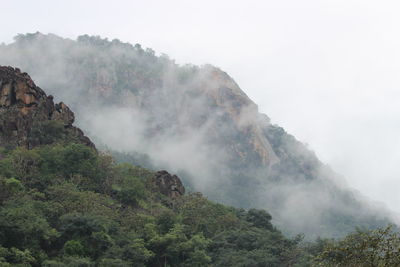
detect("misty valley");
top-left (0, 33), bottom-right (399, 266)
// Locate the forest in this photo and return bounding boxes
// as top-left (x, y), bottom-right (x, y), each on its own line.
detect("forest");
top-left (0, 142), bottom-right (399, 266)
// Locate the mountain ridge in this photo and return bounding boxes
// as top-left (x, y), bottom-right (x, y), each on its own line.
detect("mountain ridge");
top-left (0, 32), bottom-right (393, 238)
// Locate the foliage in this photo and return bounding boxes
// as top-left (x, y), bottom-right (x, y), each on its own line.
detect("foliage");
top-left (315, 225), bottom-right (400, 266)
top-left (0, 142), bottom-right (317, 266)
top-left (0, 141), bottom-right (395, 266)
top-left (30, 121), bottom-right (66, 145)
top-left (0, 138), bottom-right (394, 267)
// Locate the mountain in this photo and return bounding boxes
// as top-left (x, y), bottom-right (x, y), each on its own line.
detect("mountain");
top-left (0, 32), bottom-right (393, 238)
top-left (0, 66), bottom-right (316, 266)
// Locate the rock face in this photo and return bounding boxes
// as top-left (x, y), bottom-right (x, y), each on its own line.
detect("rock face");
top-left (153, 170), bottom-right (185, 199)
top-left (0, 66), bottom-right (94, 149)
top-left (0, 34), bottom-right (392, 238)
top-left (197, 67), bottom-right (279, 166)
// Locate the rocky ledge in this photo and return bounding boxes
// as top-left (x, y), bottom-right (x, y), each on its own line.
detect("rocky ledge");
top-left (0, 66), bottom-right (94, 149)
top-left (153, 170), bottom-right (185, 199)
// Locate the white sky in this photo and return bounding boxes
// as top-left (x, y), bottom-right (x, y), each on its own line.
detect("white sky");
top-left (3, 0), bottom-right (400, 212)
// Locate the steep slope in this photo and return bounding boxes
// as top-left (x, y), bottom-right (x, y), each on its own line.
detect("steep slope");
top-left (0, 33), bottom-right (393, 237)
top-left (0, 66), bottom-right (94, 149)
top-left (0, 67), bottom-right (313, 266)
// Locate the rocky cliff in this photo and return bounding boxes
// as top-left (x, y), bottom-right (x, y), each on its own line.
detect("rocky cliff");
top-left (0, 65), bottom-right (187, 201)
top-left (0, 66), bottom-right (94, 149)
top-left (0, 33), bottom-right (392, 238)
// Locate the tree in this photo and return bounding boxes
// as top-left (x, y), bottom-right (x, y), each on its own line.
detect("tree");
top-left (0, 198), bottom-right (58, 250)
top-left (64, 240), bottom-right (86, 257)
top-left (112, 164), bottom-right (147, 207)
top-left (316, 225), bottom-right (400, 266)
top-left (246, 209), bottom-right (273, 230)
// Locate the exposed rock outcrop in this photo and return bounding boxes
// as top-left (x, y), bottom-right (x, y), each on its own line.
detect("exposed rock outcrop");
top-left (199, 66), bottom-right (279, 166)
top-left (0, 66), bottom-right (94, 149)
top-left (153, 170), bottom-right (185, 199)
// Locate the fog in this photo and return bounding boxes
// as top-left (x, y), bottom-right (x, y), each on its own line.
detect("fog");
top-left (1, 32), bottom-right (396, 238)
top-left (3, 0), bottom-right (400, 212)
top-left (2, 1), bottom-right (400, 228)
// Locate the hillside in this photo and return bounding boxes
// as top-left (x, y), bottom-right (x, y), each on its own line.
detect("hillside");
top-left (0, 66), bottom-right (316, 266)
top-left (0, 33), bottom-right (393, 238)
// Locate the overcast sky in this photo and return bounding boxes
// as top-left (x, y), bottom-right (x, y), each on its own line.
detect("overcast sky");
top-left (3, 0), bottom-right (400, 212)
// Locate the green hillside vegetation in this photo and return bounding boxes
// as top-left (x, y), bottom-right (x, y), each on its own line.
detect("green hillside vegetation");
top-left (0, 142), bottom-right (319, 266)
top-left (1, 143), bottom-right (399, 267)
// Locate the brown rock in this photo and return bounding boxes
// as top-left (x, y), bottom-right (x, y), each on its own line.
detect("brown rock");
top-left (153, 170), bottom-right (185, 199)
top-left (52, 102), bottom-right (75, 125)
top-left (0, 66), bottom-right (95, 149)
top-left (0, 83), bottom-right (13, 106)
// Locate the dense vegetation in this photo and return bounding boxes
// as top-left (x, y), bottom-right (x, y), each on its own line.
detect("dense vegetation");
top-left (1, 142), bottom-right (399, 266)
top-left (0, 142), bottom-right (319, 266)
